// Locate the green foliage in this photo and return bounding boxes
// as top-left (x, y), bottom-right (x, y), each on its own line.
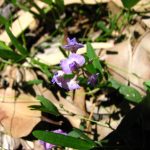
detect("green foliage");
top-left (68, 128), bottom-right (92, 141)
top-left (86, 43), bottom-right (102, 75)
top-left (54, 0), bottom-right (64, 13)
top-left (42, 0), bottom-right (53, 5)
top-left (119, 85), bottom-right (142, 103)
top-left (0, 41), bottom-right (25, 62)
top-left (33, 130), bottom-right (97, 150)
top-left (0, 15), bottom-right (9, 26)
top-left (109, 78), bottom-right (142, 103)
top-left (27, 79), bottom-right (43, 85)
top-left (31, 59), bottom-right (52, 78)
top-left (144, 80), bottom-right (150, 92)
top-left (5, 25), bottom-right (29, 56)
top-left (36, 95), bottom-right (60, 116)
top-left (121, 0), bottom-right (140, 9)
top-left (97, 21), bottom-right (111, 35)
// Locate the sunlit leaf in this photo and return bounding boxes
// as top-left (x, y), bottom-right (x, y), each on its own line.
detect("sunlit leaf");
top-left (27, 79), bottom-right (43, 85)
top-left (108, 78), bottom-right (121, 89)
top-left (0, 15), bottom-right (9, 25)
top-left (36, 95), bottom-right (60, 116)
top-left (0, 41), bottom-right (24, 62)
top-left (86, 42), bottom-right (102, 74)
top-left (0, 50), bottom-right (24, 62)
top-left (42, 0), bottom-right (53, 6)
top-left (33, 130), bottom-right (97, 150)
top-left (119, 85), bottom-right (142, 103)
top-left (121, 0), bottom-right (140, 9)
top-left (5, 25), bottom-right (29, 56)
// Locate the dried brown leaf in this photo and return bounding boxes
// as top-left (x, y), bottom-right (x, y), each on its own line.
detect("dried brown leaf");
top-left (129, 31), bottom-right (150, 93)
top-left (104, 40), bottom-right (132, 84)
top-left (0, 66), bottom-right (41, 138)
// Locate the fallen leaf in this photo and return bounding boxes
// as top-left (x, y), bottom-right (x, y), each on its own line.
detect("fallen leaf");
top-left (0, 66), bottom-right (41, 138)
top-left (73, 88), bottom-right (86, 113)
top-left (104, 40), bottom-right (132, 84)
top-left (129, 31), bottom-right (150, 93)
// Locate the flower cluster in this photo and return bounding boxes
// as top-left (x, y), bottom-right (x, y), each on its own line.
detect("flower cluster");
top-left (52, 37), bottom-right (99, 90)
top-left (39, 129), bottom-right (67, 150)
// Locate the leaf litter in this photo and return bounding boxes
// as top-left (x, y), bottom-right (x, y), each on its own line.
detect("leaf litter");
top-left (0, 0), bottom-right (150, 149)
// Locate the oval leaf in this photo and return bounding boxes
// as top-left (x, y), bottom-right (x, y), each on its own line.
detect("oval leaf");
top-left (33, 130), bottom-right (96, 150)
top-left (119, 85), bottom-right (142, 103)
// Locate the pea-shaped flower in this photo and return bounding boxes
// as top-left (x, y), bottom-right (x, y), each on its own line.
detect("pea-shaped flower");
top-left (87, 73), bottom-right (99, 86)
top-left (52, 70), bottom-right (80, 90)
top-left (63, 37), bottom-right (84, 53)
top-left (60, 53), bottom-right (85, 74)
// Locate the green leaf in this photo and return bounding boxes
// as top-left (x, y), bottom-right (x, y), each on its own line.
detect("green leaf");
top-left (0, 41), bottom-right (25, 62)
top-left (0, 50), bottom-right (24, 63)
top-left (108, 78), bottom-right (121, 89)
top-left (121, 0), bottom-right (140, 9)
top-left (36, 95), bottom-right (60, 116)
top-left (5, 25), bottom-right (29, 56)
top-left (11, 0), bottom-right (17, 5)
top-left (33, 130), bottom-right (97, 150)
top-left (143, 80), bottom-right (150, 92)
top-left (84, 55), bottom-right (97, 74)
top-left (86, 43), bottom-right (102, 74)
top-left (97, 21), bottom-right (111, 34)
top-left (59, 46), bottom-right (68, 58)
top-left (55, 0), bottom-right (64, 13)
top-left (108, 77), bottom-right (142, 103)
top-left (85, 63), bottom-right (97, 74)
top-left (29, 105), bottom-right (55, 114)
top-left (68, 128), bottom-right (92, 141)
top-left (0, 15), bottom-right (9, 26)
top-left (31, 59), bottom-right (52, 78)
top-left (144, 80), bottom-right (150, 88)
top-left (119, 85), bottom-right (142, 103)
top-left (64, 74), bottom-right (74, 79)
top-left (0, 41), bottom-right (12, 51)
top-left (42, 0), bottom-right (53, 6)
top-left (27, 79), bottom-right (43, 85)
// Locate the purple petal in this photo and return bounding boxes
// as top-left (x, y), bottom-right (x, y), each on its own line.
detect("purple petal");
top-left (51, 70), bottom-right (65, 87)
top-left (69, 61), bottom-right (78, 72)
top-left (67, 79), bottom-right (80, 90)
top-left (60, 53), bottom-right (85, 74)
top-left (53, 129), bottom-right (67, 135)
top-left (87, 73), bottom-right (99, 86)
top-left (63, 37), bottom-right (84, 53)
top-left (69, 53), bottom-right (85, 67)
top-left (39, 140), bottom-right (54, 150)
top-left (52, 71), bottom-right (80, 90)
top-left (60, 59), bottom-right (72, 74)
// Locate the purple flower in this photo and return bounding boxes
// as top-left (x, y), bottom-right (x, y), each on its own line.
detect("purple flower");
top-left (60, 53), bottom-right (85, 74)
top-left (40, 129), bottom-right (67, 150)
top-left (87, 73), bottom-right (99, 86)
top-left (52, 70), bottom-right (80, 90)
top-left (63, 37), bottom-right (84, 53)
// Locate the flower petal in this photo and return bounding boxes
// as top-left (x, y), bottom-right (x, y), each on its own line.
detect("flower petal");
top-left (69, 53), bottom-right (85, 67)
top-left (60, 53), bottom-right (85, 74)
top-left (63, 37), bottom-right (84, 53)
